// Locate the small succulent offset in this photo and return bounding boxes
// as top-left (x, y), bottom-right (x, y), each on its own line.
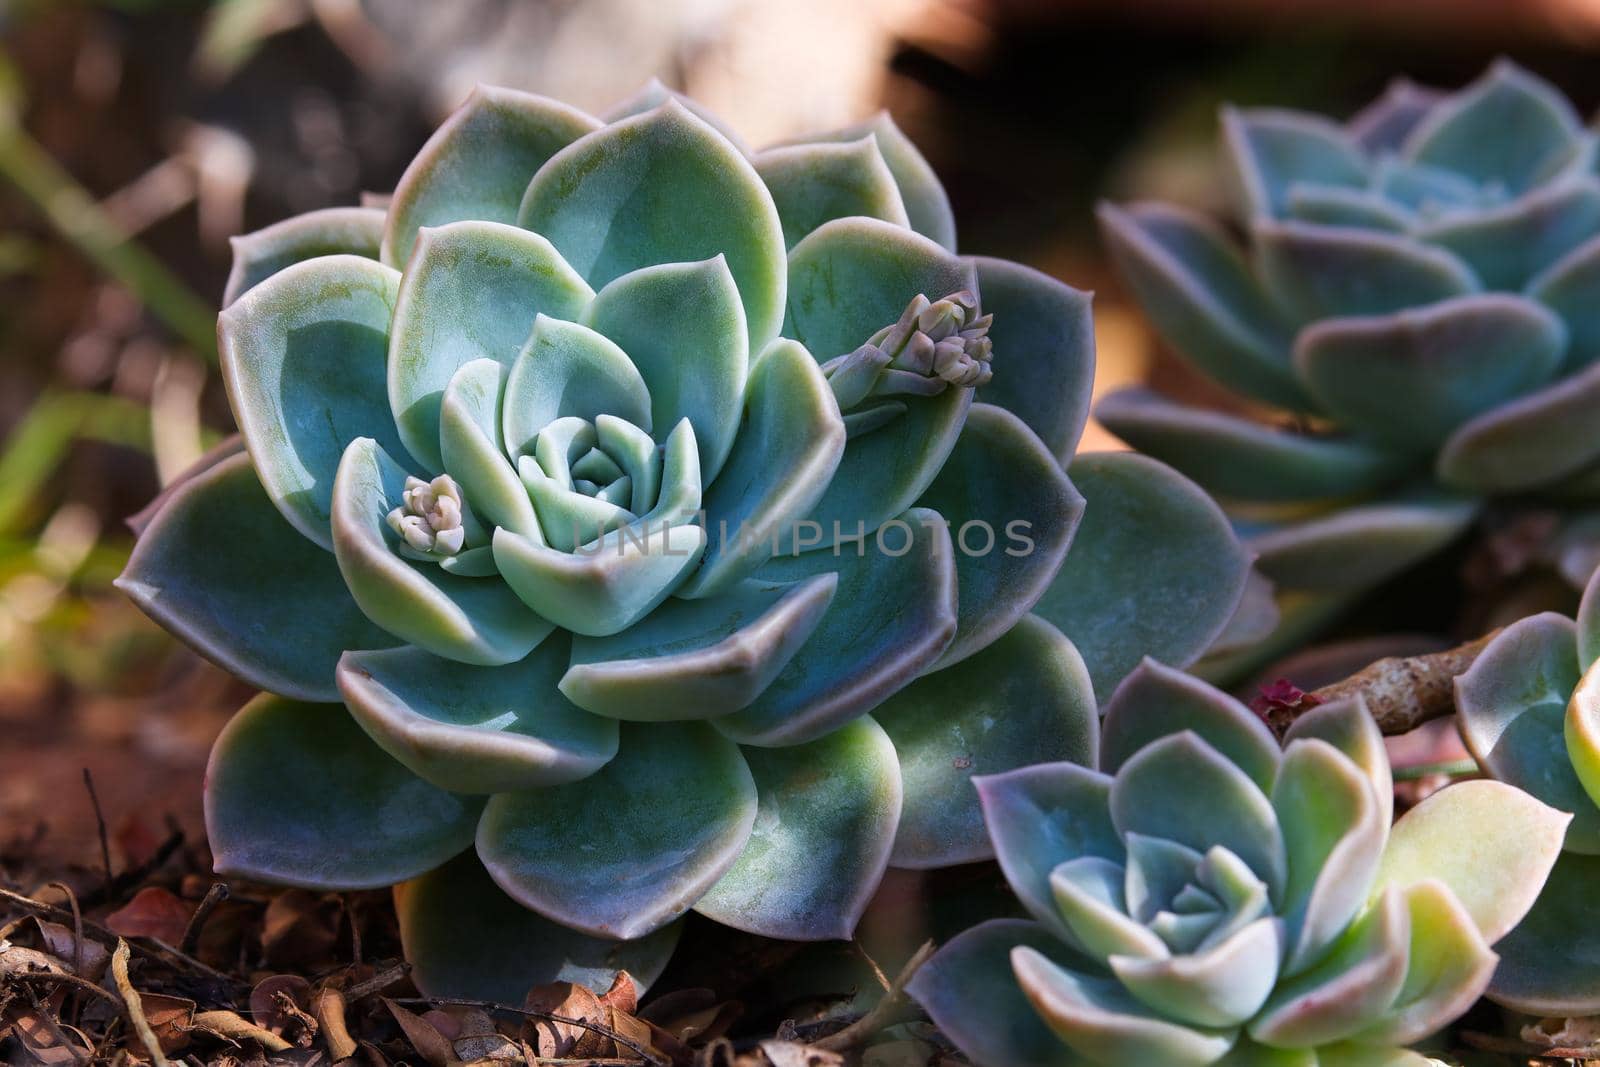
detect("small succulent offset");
top-left (118, 83), bottom-right (1253, 998)
top-left (1099, 61), bottom-right (1600, 636)
top-left (910, 660), bottom-right (1567, 1067)
top-left (1454, 560), bottom-right (1600, 1016)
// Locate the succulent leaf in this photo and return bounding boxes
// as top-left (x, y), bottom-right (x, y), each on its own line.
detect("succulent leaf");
top-left (219, 255), bottom-right (412, 549)
top-left (476, 721), bottom-right (757, 939)
top-left (1293, 294), bottom-right (1565, 453)
top-left (560, 572), bottom-right (837, 720)
top-left (1485, 850), bottom-right (1600, 1014)
top-left (1566, 653), bottom-right (1600, 815)
top-left (1283, 186), bottom-right (1413, 233)
top-left (224, 206), bottom-right (384, 306)
top-left (1273, 740), bottom-right (1385, 975)
top-left (331, 436), bottom-right (555, 664)
top-left (678, 337), bottom-right (846, 598)
top-left (518, 101), bottom-right (787, 352)
top-left (908, 919), bottom-right (1096, 1067)
top-left (1248, 889), bottom-right (1410, 1047)
top-left (438, 358), bottom-right (542, 541)
top-left (881, 615), bottom-right (1099, 868)
top-left (916, 404), bottom-right (1085, 669)
top-left (1099, 658), bottom-right (1281, 792)
top-left (336, 634), bottom-right (618, 793)
top-left (976, 762), bottom-right (1120, 944)
top-left (1527, 231), bottom-right (1600, 370)
top-left (1096, 387), bottom-right (1408, 504)
top-left (1580, 561), bottom-right (1600, 668)
top-left (206, 695), bottom-right (483, 889)
top-left (1436, 359), bottom-right (1600, 493)
top-left (126, 435), bottom-right (247, 538)
top-left (1221, 108), bottom-right (1369, 221)
top-left (389, 221), bottom-right (594, 471)
top-left (1035, 452), bottom-right (1251, 702)
top-left (1351, 880), bottom-right (1497, 1046)
top-left (786, 217), bottom-right (978, 538)
top-left (715, 507), bottom-right (957, 746)
top-left (584, 255), bottom-right (748, 481)
top-left (1345, 79), bottom-right (1442, 154)
top-left (1096, 202), bottom-right (1305, 410)
top-left (1111, 918), bottom-right (1284, 1029)
top-left (1012, 947), bottom-right (1237, 1067)
top-left (1110, 733), bottom-right (1287, 902)
top-left (1248, 494), bottom-right (1478, 593)
top-left (753, 136), bottom-right (911, 248)
top-left (694, 716), bottom-right (902, 940)
top-left (116, 451), bottom-right (397, 702)
top-left (1453, 612), bottom-right (1600, 851)
top-left (502, 315), bottom-right (653, 459)
top-left (396, 851), bottom-right (680, 1002)
top-left (773, 111), bottom-right (957, 251)
top-left (1415, 177), bottom-right (1600, 290)
top-left (969, 256), bottom-right (1097, 462)
top-left (1281, 698), bottom-right (1392, 827)
top-left (491, 514), bottom-right (707, 638)
top-left (1401, 60), bottom-right (1584, 196)
top-left (1255, 221), bottom-right (1480, 323)
top-left (603, 78), bottom-right (749, 151)
top-left (1372, 779), bottom-right (1569, 945)
top-left (382, 85), bottom-right (599, 268)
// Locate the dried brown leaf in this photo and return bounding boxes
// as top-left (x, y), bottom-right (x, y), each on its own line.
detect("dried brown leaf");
top-left (312, 987), bottom-right (357, 1060)
top-left (758, 1041), bottom-right (844, 1067)
top-left (106, 886), bottom-right (193, 945)
top-left (261, 889), bottom-right (340, 968)
top-left (31, 918), bottom-right (109, 979)
top-left (524, 980), bottom-right (608, 1058)
top-left (382, 998), bottom-right (453, 1067)
top-left (599, 970), bottom-right (640, 1016)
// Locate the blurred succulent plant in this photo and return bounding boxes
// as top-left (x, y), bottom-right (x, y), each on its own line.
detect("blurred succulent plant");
top-left (117, 84), bottom-right (1252, 998)
top-left (1099, 61), bottom-right (1600, 652)
top-left (910, 660), bottom-right (1568, 1067)
top-left (1454, 560), bottom-right (1600, 1016)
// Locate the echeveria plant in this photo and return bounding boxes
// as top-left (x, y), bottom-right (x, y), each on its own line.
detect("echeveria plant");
top-left (118, 83), bottom-right (1252, 999)
top-left (1455, 559), bottom-right (1600, 1015)
top-left (910, 660), bottom-right (1567, 1067)
top-left (1098, 61), bottom-right (1600, 642)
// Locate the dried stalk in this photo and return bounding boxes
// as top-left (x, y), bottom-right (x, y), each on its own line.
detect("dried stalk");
top-left (111, 939), bottom-right (170, 1067)
top-left (813, 941), bottom-right (934, 1052)
top-left (1271, 628), bottom-right (1504, 737)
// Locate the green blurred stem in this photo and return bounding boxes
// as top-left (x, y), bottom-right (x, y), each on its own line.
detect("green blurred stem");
top-left (1391, 759), bottom-right (1479, 782)
top-left (0, 390), bottom-right (165, 536)
top-left (0, 121), bottom-right (218, 361)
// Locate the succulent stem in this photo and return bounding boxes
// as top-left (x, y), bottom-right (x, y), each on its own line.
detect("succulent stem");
top-left (822, 290), bottom-right (993, 437)
top-left (387, 474), bottom-right (468, 558)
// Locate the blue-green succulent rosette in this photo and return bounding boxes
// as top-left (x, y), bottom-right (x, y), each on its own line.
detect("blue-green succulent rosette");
top-left (909, 662), bottom-right (1567, 1067)
top-left (1098, 61), bottom-right (1600, 655)
top-left (119, 83), bottom-right (1251, 1000)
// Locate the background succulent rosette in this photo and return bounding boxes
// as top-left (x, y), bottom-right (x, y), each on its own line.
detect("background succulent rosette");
top-left (910, 660), bottom-right (1567, 1067)
top-left (117, 82), bottom-right (1252, 998)
top-left (1453, 558), bottom-right (1600, 1016)
top-left (1098, 61), bottom-right (1600, 661)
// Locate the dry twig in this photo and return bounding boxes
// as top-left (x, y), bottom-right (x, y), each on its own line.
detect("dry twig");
top-left (1262, 628), bottom-right (1504, 737)
top-left (111, 939), bottom-right (170, 1067)
top-left (813, 941), bottom-right (934, 1052)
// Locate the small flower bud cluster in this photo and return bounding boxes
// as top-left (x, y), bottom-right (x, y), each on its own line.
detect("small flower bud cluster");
top-left (386, 474), bottom-right (467, 556)
top-left (823, 290), bottom-right (994, 414)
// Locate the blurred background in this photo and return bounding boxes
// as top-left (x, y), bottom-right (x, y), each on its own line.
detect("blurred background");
top-left (4, 0), bottom-right (1600, 873)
